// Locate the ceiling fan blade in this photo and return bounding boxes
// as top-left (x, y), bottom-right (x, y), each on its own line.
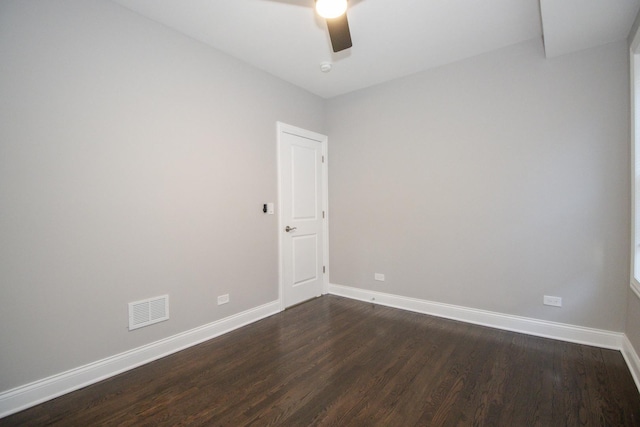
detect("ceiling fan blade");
top-left (326, 13), bottom-right (352, 52)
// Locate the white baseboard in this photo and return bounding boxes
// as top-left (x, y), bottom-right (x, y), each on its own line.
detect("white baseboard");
top-left (3, 289), bottom-right (639, 419)
top-left (329, 284), bottom-right (624, 349)
top-left (622, 335), bottom-right (640, 393)
top-left (0, 300), bottom-right (281, 419)
top-left (329, 283), bottom-right (640, 392)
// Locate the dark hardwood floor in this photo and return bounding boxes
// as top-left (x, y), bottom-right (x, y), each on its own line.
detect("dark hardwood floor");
top-left (2, 295), bottom-right (639, 426)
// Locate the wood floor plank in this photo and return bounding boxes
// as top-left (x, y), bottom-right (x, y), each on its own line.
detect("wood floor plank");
top-left (1, 295), bottom-right (639, 426)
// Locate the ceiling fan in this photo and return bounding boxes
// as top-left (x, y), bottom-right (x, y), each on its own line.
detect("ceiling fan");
top-left (315, 0), bottom-right (352, 52)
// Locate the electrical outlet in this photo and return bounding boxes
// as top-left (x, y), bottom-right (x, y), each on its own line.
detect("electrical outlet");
top-left (217, 294), bottom-right (230, 305)
top-left (543, 295), bottom-right (562, 307)
top-left (374, 273), bottom-right (385, 281)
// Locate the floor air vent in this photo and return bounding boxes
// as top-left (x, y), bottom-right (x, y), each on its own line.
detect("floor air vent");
top-left (128, 295), bottom-right (169, 330)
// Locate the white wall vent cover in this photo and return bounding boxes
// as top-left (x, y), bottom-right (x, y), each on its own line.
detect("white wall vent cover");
top-left (128, 295), bottom-right (169, 330)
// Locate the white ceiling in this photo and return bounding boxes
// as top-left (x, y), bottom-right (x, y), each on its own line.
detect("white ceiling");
top-left (110, 0), bottom-right (640, 98)
top-left (540, 0), bottom-right (640, 58)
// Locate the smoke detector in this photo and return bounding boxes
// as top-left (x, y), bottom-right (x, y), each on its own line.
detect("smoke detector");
top-left (320, 62), bottom-right (332, 73)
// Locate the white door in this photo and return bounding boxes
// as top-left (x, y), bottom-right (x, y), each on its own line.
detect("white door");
top-left (278, 123), bottom-right (327, 308)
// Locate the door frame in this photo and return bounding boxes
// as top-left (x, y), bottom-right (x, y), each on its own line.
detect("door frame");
top-left (276, 122), bottom-right (329, 311)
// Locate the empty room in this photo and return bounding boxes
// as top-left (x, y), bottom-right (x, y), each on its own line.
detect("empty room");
top-left (2, 0), bottom-right (640, 425)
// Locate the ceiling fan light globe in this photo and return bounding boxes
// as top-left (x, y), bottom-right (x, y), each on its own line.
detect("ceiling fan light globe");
top-left (315, 0), bottom-right (347, 19)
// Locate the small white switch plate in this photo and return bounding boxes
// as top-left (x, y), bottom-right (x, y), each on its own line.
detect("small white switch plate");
top-left (543, 295), bottom-right (562, 307)
top-left (266, 203), bottom-right (274, 215)
top-left (374, 273), bottom-right (385, 281)
top-left (217, 294), bottom-right (230, 305)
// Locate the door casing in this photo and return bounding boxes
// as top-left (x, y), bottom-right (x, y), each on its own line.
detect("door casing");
top-left (276, 122), bottom-right (329, 311)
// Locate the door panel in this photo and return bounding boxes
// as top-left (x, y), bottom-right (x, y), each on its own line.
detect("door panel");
top-left (292, 145), bottom-right (318, 220)
top-left (293, 235), bottom-right (318, 286)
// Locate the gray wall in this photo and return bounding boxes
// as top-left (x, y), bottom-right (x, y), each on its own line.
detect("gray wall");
top-left (0, 0), bottom-right (635, 397)
top-left (327, 38), bottom-right (630, 332)
top-left (0, 0), bottom-right (324, 392)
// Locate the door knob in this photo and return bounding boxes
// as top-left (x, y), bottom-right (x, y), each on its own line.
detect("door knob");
top-left (285, 226), bottom-right (297, 232)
